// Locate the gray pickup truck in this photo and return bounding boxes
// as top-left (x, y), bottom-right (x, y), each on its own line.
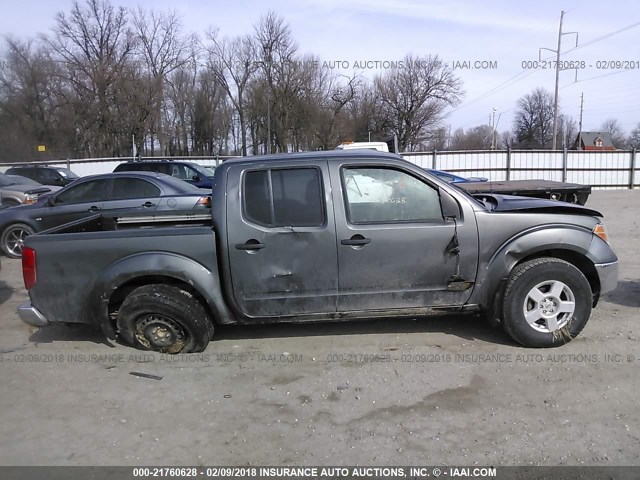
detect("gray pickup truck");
top-left (18, 151), bottom-right (618, 353)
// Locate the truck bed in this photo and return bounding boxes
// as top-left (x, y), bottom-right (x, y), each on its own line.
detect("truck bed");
top-left (457, 180), bottom-right (591, 205)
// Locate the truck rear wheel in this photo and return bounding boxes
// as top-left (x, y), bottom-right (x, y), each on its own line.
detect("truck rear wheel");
top-left (117, 284), bottom-right (212, 354)
top-left (501, 257), bottom-right (592, 347)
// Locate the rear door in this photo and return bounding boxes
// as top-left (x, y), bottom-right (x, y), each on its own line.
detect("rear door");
top-left (226, 161), bottom-right (338, 317)
top-left (102, 177), bottom-right (162, 214)
top-left (38, 178), bottom-right (108, 230)
top-left (330, 162), bottom-right (478, 312)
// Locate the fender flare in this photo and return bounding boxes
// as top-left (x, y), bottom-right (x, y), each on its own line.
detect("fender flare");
top-left (474, 226), bottom-right (597, 310)
top-left (89, 251), bottom-right (235, 339)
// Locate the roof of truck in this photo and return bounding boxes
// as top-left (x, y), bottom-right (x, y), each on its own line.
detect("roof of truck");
top-left (221, 150), bottom-right (403, 165)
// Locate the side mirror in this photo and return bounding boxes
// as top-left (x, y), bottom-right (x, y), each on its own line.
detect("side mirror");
top-left (440, 189), bottom-right (460, 220)
top-left (192, 175), bottom-right (201, 181)
top-left (47, 196), bottom-right (57, 207)
top-left (53, 177), bottom-right (62, 184)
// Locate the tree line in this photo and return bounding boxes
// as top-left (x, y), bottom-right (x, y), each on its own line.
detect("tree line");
top-left (1, 0), bottom-right (638, 162)
top-left (0, 0), bottom-right (464, 161)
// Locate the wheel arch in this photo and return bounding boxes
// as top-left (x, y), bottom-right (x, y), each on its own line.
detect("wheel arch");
top-left (475, 227), bottom-right (599, 315)
top-left (90, 252), bottom-right (236, 339)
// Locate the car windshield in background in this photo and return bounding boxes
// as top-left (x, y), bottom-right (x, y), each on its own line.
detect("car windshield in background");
top-left (0, 175), bottom-right (18, 187)
top-left (188, 163), bottom-right (214, 178)
top-left (56, 168), bottom-right (79, 179)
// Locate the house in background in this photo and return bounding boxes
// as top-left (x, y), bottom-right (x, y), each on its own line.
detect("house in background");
top-left (571, 132), bottom-right (617, 151)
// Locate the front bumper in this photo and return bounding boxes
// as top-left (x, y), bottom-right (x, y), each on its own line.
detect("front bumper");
top-left (17, 302), bottom-right (49, 327)
top-left (595, 260), bottom-right (619, 295)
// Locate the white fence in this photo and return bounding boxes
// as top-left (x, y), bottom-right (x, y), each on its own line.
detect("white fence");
top-left (1, 150), bottom-right (637, 189)
top-left (403, 149), bottom-right (638, 189)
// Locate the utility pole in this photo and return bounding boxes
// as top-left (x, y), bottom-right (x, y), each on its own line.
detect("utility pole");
top-left (540, 11), bottom-right (578, 150)
top-left (551, 11), bottom-right (564, 150)
top-left (578, 92), bottom-right (584, 150)
top-left (578, 92), bottom-right (584, 132)
top-left (490, 108), bottom-right (497, 149)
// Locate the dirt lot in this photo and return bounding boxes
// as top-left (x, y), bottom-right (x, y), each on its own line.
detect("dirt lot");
top-left (0, 190), bottom-right (638, 467)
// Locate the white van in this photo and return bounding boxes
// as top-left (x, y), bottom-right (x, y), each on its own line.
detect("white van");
top-left (335, 141), bottom-right (389, 152)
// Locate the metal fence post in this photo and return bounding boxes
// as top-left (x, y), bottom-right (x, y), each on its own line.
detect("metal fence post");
top-left (506, 147), bottom-right (511, 181)
top-left (432, 149), bottom-right (437, 170)
top-left (630, 148), bottom-right (637, 190)
top-left (562, 147), bottom-right (568, 182)
top-left (66, 159), bottom-right (71, 169)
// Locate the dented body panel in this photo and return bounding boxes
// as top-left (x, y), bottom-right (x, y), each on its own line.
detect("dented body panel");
top-left (21, 150), bottom-right (618, 336)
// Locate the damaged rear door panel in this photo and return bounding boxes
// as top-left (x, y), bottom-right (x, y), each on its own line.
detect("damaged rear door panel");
top-left (226, 161), bottom-right (338, 317)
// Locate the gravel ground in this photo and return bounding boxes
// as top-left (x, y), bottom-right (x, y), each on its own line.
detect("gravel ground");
top-left (0, 190), bottom-right (638, 467)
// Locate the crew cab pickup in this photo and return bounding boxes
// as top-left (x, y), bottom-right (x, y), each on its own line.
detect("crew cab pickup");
top-left (18, 151), bottom-right (618, 353)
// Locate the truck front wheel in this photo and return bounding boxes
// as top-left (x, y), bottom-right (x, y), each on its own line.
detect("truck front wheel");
top-left (117, 284), bottom-right (212, 354)
top-left (501, 257), bottom-right (592, 347)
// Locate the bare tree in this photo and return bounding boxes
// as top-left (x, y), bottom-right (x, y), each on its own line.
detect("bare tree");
top-left (449, 125), bottom-right (493, 150)
top-left (499, 130), bottom-right (514, 149)
top-left (601, 118), bottom-right (626, 149)
top-left (206, 30), bottom-right (257, 156)
top-left (628, 122), bottom-right (640, 148)
top-left (132, 7), bottom-right (194, 154)
top-left (513, 88), bottom-right (555, 149)
top-left (374, 54), bottom-right (463, 151)
top-left (47, 0), bottom-right (136, 156)
top-left (253, 11), bottom-right (299, 153)
top-left (558, 114), bottom-right (578, 148)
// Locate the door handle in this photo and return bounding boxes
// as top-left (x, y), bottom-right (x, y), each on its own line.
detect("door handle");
top-left (341, 235), bottom-right (371, 246)
top-left (236, 240), bottom-right (266, 251)
top-left (88, 206), bottom-right (101, 212)
top-left (142, 201), bottom-right (156, 208)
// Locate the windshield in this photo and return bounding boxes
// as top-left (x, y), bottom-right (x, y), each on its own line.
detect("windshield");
top-left (57, 168), bottom-right (79, 179)
top-left (0, 175), bottom-right (17, 187)
top-left (187, 163), bottom-right (215, 177)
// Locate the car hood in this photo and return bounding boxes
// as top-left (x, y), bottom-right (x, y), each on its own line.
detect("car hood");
top-left (0, 185), bottom-right (59, 195)
top-left (476, 193), bottom-right (602, 217)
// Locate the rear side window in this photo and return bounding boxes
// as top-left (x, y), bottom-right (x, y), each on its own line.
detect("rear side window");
top-left (111, 178), bottom-right (161, 199)
top-left (243, 168), bottom-right (324, 228)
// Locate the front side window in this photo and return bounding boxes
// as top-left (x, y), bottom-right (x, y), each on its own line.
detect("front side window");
top-left (343, 167), bottom-right (442, 224)
top-left (243, 168), bottom-right (324, 228)
top-left (55, 179), bottom-right (107, 205)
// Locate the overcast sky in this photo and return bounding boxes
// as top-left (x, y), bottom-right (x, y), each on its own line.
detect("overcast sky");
top-left (2, 0), bottom-right (639, 140)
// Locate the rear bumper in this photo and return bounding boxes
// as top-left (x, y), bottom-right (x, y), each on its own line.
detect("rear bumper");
top-left (17, 302), bottom-right (49, 327)
top-left (595, 260), bottom-right (619, 295)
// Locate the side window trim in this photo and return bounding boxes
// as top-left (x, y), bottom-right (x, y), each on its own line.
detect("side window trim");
top-left (340, 165), bottom-right (444, 226)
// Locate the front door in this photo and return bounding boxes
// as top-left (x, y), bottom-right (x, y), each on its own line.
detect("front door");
top-left (330, 163), bottom-right (478, 312)
top-left (37, 178), bottom-right (108, 231)
top-left (227, 162), bottom-right (338, 317)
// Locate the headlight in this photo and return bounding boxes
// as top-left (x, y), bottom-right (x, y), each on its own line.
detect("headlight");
top-left (23, 194), bottom-right (38, 205)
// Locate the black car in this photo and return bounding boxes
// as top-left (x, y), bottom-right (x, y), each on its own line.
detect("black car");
top-left (0, 172), bottom-right (211, 258)
top-left (113, 160), bottom-right (215, 189)
top-left (5, 165), bottom-right (80, 187)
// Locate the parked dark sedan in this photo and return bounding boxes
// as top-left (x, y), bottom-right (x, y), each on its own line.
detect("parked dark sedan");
top-left (0, 172), bottom-right (211, 258)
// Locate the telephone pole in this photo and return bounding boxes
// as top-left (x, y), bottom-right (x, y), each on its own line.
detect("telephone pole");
top-left (540, 11), bottom-right (578, 150)
top-left (551, 11), bottom-right (564, 150)
top-left (578, 92), bottom-right (584, 149)
top-left (578, 92), bottom-right (584, 132)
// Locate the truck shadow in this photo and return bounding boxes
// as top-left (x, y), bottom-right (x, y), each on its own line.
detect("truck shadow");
top-left (28, 324), bottom-right (112, 347)
top-left (0, 281), bottom-right (13, 305)
top-left (215, 313), bottom-right (519, 347)
top-left (604, 280), bottom-right (640, 308)
top-left (26, 313), bottom-right (518, 348)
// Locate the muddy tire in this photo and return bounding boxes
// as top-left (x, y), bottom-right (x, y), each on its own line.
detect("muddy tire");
top-left (117, 284), bottom-right (212, 354)
top-left (501, 257), bottom-right (592, 348)
top-left (1, 223), bottom-right (35, 259)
